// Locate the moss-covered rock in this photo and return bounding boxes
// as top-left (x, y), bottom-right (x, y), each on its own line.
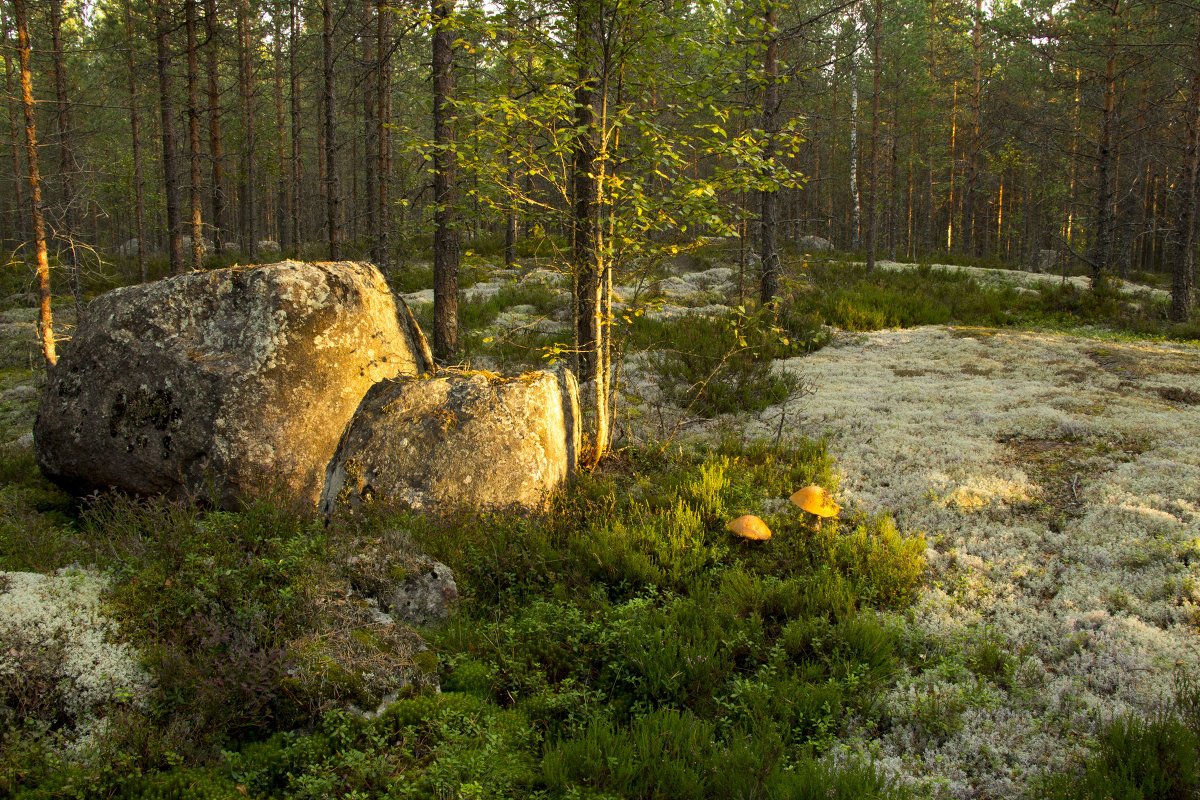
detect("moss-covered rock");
top-left (321, 368), bottom-right (579, 515)
top-left (34, 261), bottom-right (431, 508)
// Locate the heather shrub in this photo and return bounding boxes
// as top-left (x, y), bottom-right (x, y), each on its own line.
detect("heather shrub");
top-left (644, 309), bottom-right (814, 417)
top-left (1035, 714), bottom-right (1199, 800)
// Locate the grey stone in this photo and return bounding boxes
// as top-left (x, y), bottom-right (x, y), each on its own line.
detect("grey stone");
top-left (385, 559), bottom-right (457, 627)
top-left (116, 238), bottom-right (160, 258)
top-left (1033, 249), bottom-right (1058, 273)
top-left (798, 235), bottom-right (834, 252)
top-left (35, 260), bottom-right (431, 508)
top-left (322, 368), bottom-right (580, 515)
top-left (1, 384), bottom-right (37, 403)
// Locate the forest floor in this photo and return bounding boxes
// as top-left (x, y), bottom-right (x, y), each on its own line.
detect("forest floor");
top-left (2, 254), bottom-right (1198, 798)
top-left (405, 254), bottom-right (1200, 796)
top-left (725, 324), bottom-right (1200, 796)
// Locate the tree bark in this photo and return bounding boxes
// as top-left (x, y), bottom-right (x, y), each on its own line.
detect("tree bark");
top-left (13, 0), bottom-right (55, 366)
top-left (848, 26), bottom-right (861, 250)
top-left (1171, 25), bottom-right (1200, 322)
top-left (123, 0), bottom-right (148, 281)
top-left (4, 11), bottom-right (27, 247)
top-left (865, 0), bottom-right (881, 273)
top-left (571, 1), bottom-right (599, 382)
top-left (186, 0), bottom-right (204, 271)
top-left (273, 15), bottom-right (287, 249)
top-left (759, 0), bottom-right (781, 302)
top-left (962, 0), bottom-right (982, 256)
top-left (50, 0), bottom-right (82, 317)
top-left (204, 0), bottom-right (226, 256)
top-left (1089, 0), bottom-right (1120, 283)
top-left (363, 0), bottom-right (379, 263)
top-left (375, 0), bottom-right (392, 268)
top-left (155, 0), bottom-right (185, 274)
top-left (432, 0), bottom-right (459, 359)
top-left (237, 0), bottom-right (256, 260)
top-left (289, 0), bottom-right (302, 248)
top-left (323, 0), bottom-right (343, 259)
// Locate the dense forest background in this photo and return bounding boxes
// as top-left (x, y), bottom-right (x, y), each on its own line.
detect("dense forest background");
top-left (5, 0), bottom-right (1200, 306)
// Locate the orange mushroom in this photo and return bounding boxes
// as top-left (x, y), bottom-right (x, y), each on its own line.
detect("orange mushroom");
top-left (790, 485), bottom-right (841, 518)
top-left (726, 514), bottom-right (772, 541)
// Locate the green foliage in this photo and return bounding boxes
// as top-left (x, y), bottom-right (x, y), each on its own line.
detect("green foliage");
top-left (642, 307), bottom-right (821, 417)
top-left (3, 436), bottom-right (926, 797)
top-left (1035, 714), bottom-right (1199, 800)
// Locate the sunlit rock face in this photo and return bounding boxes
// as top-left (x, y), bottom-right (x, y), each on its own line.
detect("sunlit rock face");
top-left (322, 369), bottom-right (580, 515)
top-left (35, 261), bottom-right (428, 508)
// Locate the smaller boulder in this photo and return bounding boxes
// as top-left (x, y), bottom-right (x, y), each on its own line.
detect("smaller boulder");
top-left (798, 235), bottom-right (834, 252)
top-left (322, 369), bottom-right (580, 515)
top-left (341, 528), bottom-right (458, 627)
top-left (1033, 249), bottom-right (1058, 273)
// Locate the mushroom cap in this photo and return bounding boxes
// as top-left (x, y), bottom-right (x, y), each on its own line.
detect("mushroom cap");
top-left (726, 514), bottom-right (772, 541)
top-left (789, 485), bottom-right (841, 518)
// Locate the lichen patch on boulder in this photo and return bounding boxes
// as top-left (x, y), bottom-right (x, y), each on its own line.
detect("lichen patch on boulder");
top-left (34, 261), bottom-right (427, 508)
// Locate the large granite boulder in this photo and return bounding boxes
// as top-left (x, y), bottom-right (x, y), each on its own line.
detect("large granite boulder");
top-left (35, 260), bottom-right (433, 508)
top-left (322, 369), bottom-right (580, 515)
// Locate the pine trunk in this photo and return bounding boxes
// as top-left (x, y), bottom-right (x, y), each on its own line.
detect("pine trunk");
top-left (363, 0), bottom-right (379, 263)
top-left (13, 0), bottom-right (55, 366)
top-left (865, 0), bottom-right (881, 273)
top-left (123, 0), bottom-right (148, 281)
top-left (156, 0), bottom-right (185, 274)
top-left (759, 0), bottom-right (780, 302)
top-left (1171, 26), bottom-right (1200, 322)
top-left (432, 0), bottom-right (459, 359)
top-left (375, 0), bottom-right (392, 268)
top-left (3, 15), bottom-right (27, 247)
top-left (186, 0), bottom-right (204, 271)
top-left (238, 0), bottom-right (257, 261)
top-left (1090, 3), bottom-right (1119, 282)
top-left (204, 0), bottom-right (226, 256)
top-left (50, 0), bottom-right (82, 317)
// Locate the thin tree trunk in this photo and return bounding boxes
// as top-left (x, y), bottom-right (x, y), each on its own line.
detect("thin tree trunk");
top-left (760, 0), bottom-right (780, 301)
top-left (50, 0), bottom-right (83, 318)
top-left (1171, 25), bottom-right (1200, 322)
top-left (13, 0), bottom-right (55, 366)
top-left (963, 0), bottom-right (982, 255)
top-left (848, 28), bottom-right (861, 250)
top-left (323, 0), bottom-right (343, 259)
top-left (186, 0), bottom-right (204, 271)
top-left (571, 0), bottom-right (599, 382)
top-left (203, 0), bottom-right (226, 256)
top-left (123, 0), bottom-right (148, 281)
top-left (432, 0), bottom-right (459, 359)
top-left (238, 0), bottom-right (257, 260)
top-left (273, 16), bottom-right (287, 249)
top-left (290, 0), bottom-right (302, 249)
top-left (865, 0), bottom-right (881, 272)
top-left (1090, 1), bottom-right (1119, 282)
top-left (156, 0), bottom-right (185, 274)
top-left (3, 13), bottom-right (27, 247)
top-left (947, 80), bottom-right (957, 251)
top-left (375, 0), bottom-right (391, 268)
top-left (363, 0), bottom-right (378, 263)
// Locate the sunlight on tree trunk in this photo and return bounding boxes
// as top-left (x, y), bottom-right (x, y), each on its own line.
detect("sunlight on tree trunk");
top-left (13, 0), bottom-right (54, 367)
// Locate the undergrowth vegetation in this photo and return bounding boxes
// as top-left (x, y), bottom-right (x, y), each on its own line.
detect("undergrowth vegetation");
top-left (2, 437), bottom-right (926, 799)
